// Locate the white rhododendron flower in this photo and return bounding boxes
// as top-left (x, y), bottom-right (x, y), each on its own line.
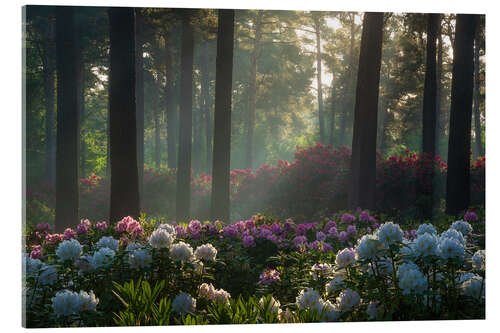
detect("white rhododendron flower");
top-left (149, 228), bottom-right (175, 249)
top-left (56, 239), bottom-right (83, 261)
top-left (158, 223), bottom-right (177, 236)
top-left (414, 233), bottom-right (439, 257)
top-left (450, 220), bottom-right (473, 237)
top-left (322, 300), bottom-right (341, 321)
top-left (24, 254), bottom-right (43, 276)
top-left (96, 236), bottom-right (119, 251)
top-left (172, 292), bottom-right (196, 315)
top-left (128, 249), bottom-right (152, 269)
top-left (438, 237), bottom-right (464, 260)
top-left (51, 289), bottom-right (99, 317)
top-left (399, 239), bottom-right (416, 259)
top-left (125, 242), bottom-right (141, 252)
top-left (398, 262), bottom-right (427, 295)
top-left (440, 228), bottom-right (466, 246)
top-left (336, 289), bottom-right (360, 312)
top-left (377, 222), bottom-right (404, 245)
top-left (310, 263), bottom-right (333, 280)
top-left (416, 223), bottom-right (437, 236)
top-left (296, 288), bottom-right (322, 311)
top-left (212, 288), bottom-right (231, 304)
top-left (170, 242), bottom-right (194, 262)
top-left (39, 264), bottom-right (58, 285)
top-left (259, 296), bottom-right (281, 314)
top-left (326, 274), bottom-right (344, 294)
top-left (194, 243), bottom-right (217, 262)
top-left (355, 234), bottom-right (382, 260)
top-left (366, 301), bottom-right (379, 319)
top-left (461, 276), bottom-right (484, 300)
top-left (335, 248), bottom-right (355, 268)
top-left (90, 247), bottom-right (115, 269)
top-left (198, 283), bottom-right (216, 299)
top-left (472, 250), bottom-right (485, 270)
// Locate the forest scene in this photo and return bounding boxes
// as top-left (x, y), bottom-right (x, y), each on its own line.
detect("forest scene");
top-left (22, 5), bottom-right (485, 327)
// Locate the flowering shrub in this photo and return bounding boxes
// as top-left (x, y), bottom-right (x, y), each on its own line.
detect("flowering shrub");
top-left (23, 208), bottom-right (484, 327)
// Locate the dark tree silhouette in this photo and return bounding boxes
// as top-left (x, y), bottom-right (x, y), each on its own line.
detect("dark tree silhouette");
top-left (108, 7), bottom-right (140, 223)
top-left (435, 18), bottom-right (443, 155)
top-left (176, 10), bottom-right (195, 222)
top-left (473, 22), bottom-right (483, 158)
top-left (312, 12), bottom-right (325, 143)
top-left (165, 27), bottom-right (178, 170)
top-left (419, 13), bottom-right (439, 219)
top-left (211, 9), bottom-right (235, 223)
top-left (446, 14), bottom-right (478, 216)
top-left (55, 6), bottom-right (80, 231)
top-left (349, 12), bottom-right (384, 210)
top-left (135, 8), bottom-right (145, 195)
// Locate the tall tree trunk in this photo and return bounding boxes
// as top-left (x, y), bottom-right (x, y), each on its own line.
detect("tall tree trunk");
top-left (435, 19), bottom-right (443, 156)
top-left (339, 14), bottom-right (356, 147)
top-left (153, 78), bottom-right (161, 169)
top-left (55, 6), bottom-right (80, 231)
top-left (329, 80), bottom-right (336, 146)
top-left (165, 29), bottom-right (178, 170)
top-left (43, 15), bottom-right (56, 186)
top-left (79, 69), bottom-right (86, 178)
top-left (192, 83), bottom-right (202, 174)
top-left (176, 10), bottom-right (195, 222)
top-left (106, 77), bottom-right (111, 179)
top-left (349, 12), bottom-right (384, 210)
top-left (420, 13), bottom-right (440, 219)
top-left (445, 14), bottom-right (477, 216)
top-left (108, 7), bottom-right (140, 223)
top-left (473, 25), bottom-right (483, 158)
top-left (313, 14), bottom-right (325, 143)
top-left (245, 10), bottom-right (263, 169)
top-left (211, 9), bottom-right (235, 223)
top-left (201, 40), bottom-right (212, 173)
top-left (135, 8), bottom-right (145, 194)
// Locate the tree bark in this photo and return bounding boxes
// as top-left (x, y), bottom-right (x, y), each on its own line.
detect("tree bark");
top-left (201, 40), bottom-right (212, 174)
top-left (349, 12), bottom-right (384, 210)
top-left (473, 25), bottom-right (483, 158)
top-left (313, 14), bottom-right (325, 143)
top-left (211, 9), bottom-right (235, 223)
top-left (435, 19), bottom-right (443, 156)
top-left (108, 7), bottom-right (140, 223)
top-left (165, 29), bottom-right (178, 170)
top-left (445, 14), bottom-right (477, 216)
top-left (43, 15), bottom-right (56, 186)
top-left (339, 14), bottom-right (356, 147)
top-left (245, 10), bottom-right (264, 169)
top-left (420, 13), bottom-right (440, 219)
top-left (135, 8), bottom-right (145, 193)
top-left (176, 10), bottom-right (195, 222)
top-left (55, 6), bottom-right (80, 231)
top-left (329, 80), bottom-right (336, 146)
top-left (153, 78), bottom-right (161, 169)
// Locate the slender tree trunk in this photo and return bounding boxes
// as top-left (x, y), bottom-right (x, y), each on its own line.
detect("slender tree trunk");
top-left (445, 14), bottom-right (477, 216)
top-left (108, 7), bottom-right (140, 223)
top-left (349, 12), bottom-right (384, 210)
top-left (435, 20), bottom-right (443, 156)
top-left (43, 15), bottom-right (56, 186)
top-left (135, 8), bottom-right (145, 193)
top-left (165, 30), bottom-right (178, 170)
top-left (106, 76), bottom-right (111, 179)
top-left (192, 83), bottom-right (202, 174)
top-left (211, 9), bottom-right (235, 223)
top-left (176, 11), bottom-right (195, 222)
top-left (420, 13), bottom-right (440, 219)
top-left (245, 10), bottom-right (263, 169)
top-left (153, 79), bottom-right (161, 169)
top-left (339, 14), bottom-right (356, 147)
top-left (329, 80), bottom-right (336, 146)
top-left (79, 69), bottom-right (86, 178)
top-left (201, 40), bottom-right (212, 173)
top-left (55, 6), bottom-right (80, 231)
top-left (313, 15), bottom-right (325, 143)
top-left (473, 26), bottom-right (483, 158)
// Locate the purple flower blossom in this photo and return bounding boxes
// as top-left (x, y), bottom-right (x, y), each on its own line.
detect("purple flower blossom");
top-left (327, 226), bottom-right (339, 238)
top-left (324, 220), bottom-right (337, 232)
top-left (175, 225), bottom-right (187, 237)
top-left (96, 221), bottom-right (107, 231)
top-left (63, 228), bottom-right (76, 240)
top-left (242, 235), bottom-right (255, 248)
top-left (464, 211), bottom-right (478, 222)
top-left (341, 213), bottom-right (356, 224)
top-left (346, 225), bottom-right (357, 236)
top-left (323, 243), bottom-right (333, 252)
top-left (293, 235), bottom-right (307, 248)
top-left (244, 219), bottom-right (255, 230)
top-left (223, 225), bottom-right (239, 238)
top-left (270, 223), bottom-right (283, 234)
top-left (316, 231), bottom-right (326, 241)
top-left (187, 220), bottom-right (202, 234)
top-left (359, 211), bottom-right (371, 222)
top-left (259, 269), bottom-right (280, 285)
top-left (30, 245), bottom-right (42, 259)
top-left (338, 231), bottom-right (349, 243)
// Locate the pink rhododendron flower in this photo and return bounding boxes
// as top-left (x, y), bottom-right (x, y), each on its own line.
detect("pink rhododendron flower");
top-left (63, 228), bottom-right (76, 240)
top-left (259, 269), bottom-right (280, 285)
top-left (96, 221), bottom-right (107, 230)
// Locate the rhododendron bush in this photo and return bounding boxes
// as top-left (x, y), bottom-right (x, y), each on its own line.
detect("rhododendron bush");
top-left (23, 209), bottom-right (485, 327)
top-left (26, 145), bottom-right (485, 227)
